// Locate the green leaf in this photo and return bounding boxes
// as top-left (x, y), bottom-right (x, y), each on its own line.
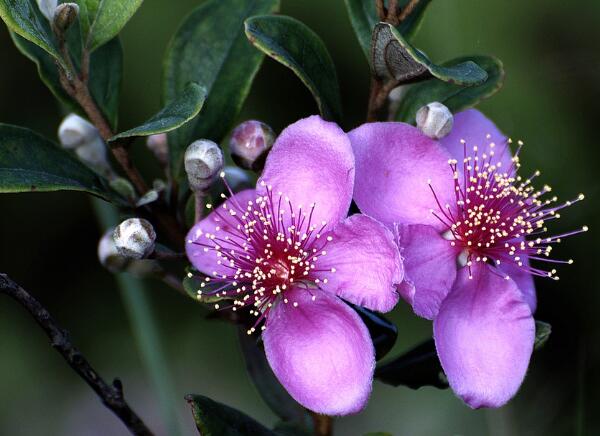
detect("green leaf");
top-left (163, 0), bottom-right (280, 181)
top-left (79, 0), bottom-right (144, 51)
top-left (372, 22), bottom-right (487, 86)
top-left (245, 15), bottom-right (342, 122)
top-left (534, 320), bottom-right (552, 350)
top-left (110, 83), bottom-right (206, 142)
top-left (364, 433), bottom-right (394, 436)
top-left (395, 55), bottom-right (505, 124)
top-left (11, 32), bottom-right (123, 130)
top-left (375, 339), bottom-right (448, 390)
top-left (0, 0), bottom-right (63, 64)
top-left (0, 124), bottom-right (113, 200)
top-left (186, 394), bottom-right (277, 436)
top-left (344, 0), bottom-right (432, 60)
top-left (238, 330), bottom-right (311, 426)
top-left (351, 304), bottom-right (397, 361)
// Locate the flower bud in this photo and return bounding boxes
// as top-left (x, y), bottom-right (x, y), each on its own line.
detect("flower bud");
top-left (229, 120), bottom-right (275, 171)
top-left (113, 218), bottom-right (156, 260)
top-left (53, 3), bottom-right (79, 33)
top-left (37, 0), bottom-right (57, 21)
top-left (146, 133), bottom-right (169, 167)
top-left (75, 136), bottom-right (114, 178)
top-left (222, 166), bottom-right (254, 192)
top-left (184, 139), bottom-right (224, 192)
top-left (416, 102), bottom-right (454, 140)
top-left (98, 228), bottom-right (129, 273)
top-left (58, 114), bottom-right (99, 150)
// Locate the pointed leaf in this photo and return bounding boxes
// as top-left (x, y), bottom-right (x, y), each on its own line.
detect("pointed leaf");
top-left (182, 267), bottom-right (230, 305)
top-left (0, 124), bottom-right (113, 200)
top-left (186, 394), bottom-right (277, 436)
top-left (11, 32), bottom-right (123, 130)
top-left (372, 22), bottom-right (487, 85)
top-left (110, 83), bottom-right (206, 142)
top-left (81, 0), bottom-right (144, 51)
top-left (395, 55), bottom-right (505, 123)
top-left (351, 304), bottom-right (398, 361)
top-left (534, 320), bottom-right (551, 350)
top-left (238, 330), bottom-right (311, 426)
top-left (245, 15), bottom-right (342, 122)
top-left (0, 0), bottom-right (63, 64)
top-left (163, 0), bottom-right (280, 181)
top-left (375, 339), bottom-right (448, 389)
top-left (344, 0), bottom-right (432, 60)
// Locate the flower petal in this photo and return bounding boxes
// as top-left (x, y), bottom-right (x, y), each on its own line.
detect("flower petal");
top-left (439, 109), bottom-right (513, 172)
top-left (349, 122), bottom-right (454, 231)
top-left (498, 260), bottom-right (537, 313)
top-left (185, 189), bottom-right (256, 276)
top-left (315, 214), bottom-right (403, 312)
top-left (396, 224), bottom-right (459, 320)
top-left (258, 115), bottom-right (354, 229)
top-left (434, 264), bottom-right (535, 409)
top-left (263, 287), bottom-right (374, 415)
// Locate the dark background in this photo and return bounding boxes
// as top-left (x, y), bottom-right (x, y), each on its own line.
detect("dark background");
top-left (1, 1), bottom-right (599, 435)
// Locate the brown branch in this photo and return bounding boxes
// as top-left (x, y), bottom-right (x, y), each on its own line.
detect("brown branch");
top-left (366, 78), bottom-right (399, 122)
top-left (0, 274), bottom-right (154, 436)
top-left (398, 0), bottom-right (421, 22)
top-left (386, 0), bottom-right (400, 25)
top-left (311, 413), bottom-right (333, 436)
top-left (375, 0), bottom-right (386, 20)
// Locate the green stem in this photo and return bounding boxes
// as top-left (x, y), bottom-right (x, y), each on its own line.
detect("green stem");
top-left (93, 199), bottom-right (185, 436)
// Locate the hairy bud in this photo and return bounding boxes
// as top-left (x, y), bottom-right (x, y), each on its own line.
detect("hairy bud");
top-left (222, 166), bottom-right (254, 192)
top-left (416, 102), bottom-right (454, 139)
top-left (146, 133), bottom-right (169, 167)
top-left (184, 139), bottom-right (224, 192)
top-left (98, 228), bottom-right (128, 273)
top-left (53, 3), bottom-right (79, 33)
top-left (113, 218), bottom-right (156, 260)
top-left (37, 0), bottom-right (57, 21)
top-left (229, 120), bottom-right (275, 171)
top-left (58, 114), bottom-right (99, 150)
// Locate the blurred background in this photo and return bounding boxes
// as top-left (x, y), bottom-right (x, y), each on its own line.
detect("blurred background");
top-left (1, 0), bottom-right (599, 434)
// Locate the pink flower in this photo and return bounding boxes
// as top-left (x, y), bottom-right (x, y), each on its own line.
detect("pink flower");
top-left (350, 109), bottom-right (586, 408)
top-left (185, 116), bottom-right (403, 415)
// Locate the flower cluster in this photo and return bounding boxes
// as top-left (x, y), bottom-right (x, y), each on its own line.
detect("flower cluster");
top-left (185, 111), bottom-right (585, 414)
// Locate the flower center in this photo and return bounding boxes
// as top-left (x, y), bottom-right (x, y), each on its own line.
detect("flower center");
top-left (430, 138), bottom-right (587, 280)
top-left (188, 177), bottom-right (332, 333)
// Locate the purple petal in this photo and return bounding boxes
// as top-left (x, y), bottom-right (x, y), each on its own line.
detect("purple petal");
top-left (185, 189), bottom-right (256, 276)
top-left (498, 260), bottom-right (537, 313)
top-left (258, 115), bottom-right (354, 229)
top-left (434, 264), bottom-right (535, 409)
top-left (316, 214), bottom-right (403, 312)
top-left (397, 224), bottom-right (459, 320)
top-left (439, 109), bottom-right (513, 172)
top-left (263, 287), bottom-right (374, 415)
top-left (349, 122), bottom-right (454, 231)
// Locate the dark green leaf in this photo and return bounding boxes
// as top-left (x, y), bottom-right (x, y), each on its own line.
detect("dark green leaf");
top-left (364, 433), bottom-right (393, 436)
top-left (182, 267), bottom-right (230, 305)
top-left (344, 0), bottom-right (432, 60)
top-left (273, 421), bottom-right (312, 436)
top-left (534, 320), bottom-right (552, 350)
top-left (0, 0), bottom-right (63, 63)
top-left (186, 394), bottom-right (277, 436)
top-left (372, 23), bottom-right (487, 86)
top-left (79, 0), bottom-right (144, 51)
top-left (11, 32), bottom-right (123, 130)
top-left (375, 339), bottom-right (448, 389)
top-left (110, 83), bottom-right (206, 142)
top-left (238, 330), bottom-right (311, 426)
top-left (395, 55), bottom-right (505, 123)
top-left (245, 15), bottom-right (342, 122)
top-left (351, 304), bottom-right (398, 361)
top-left (163, 0), bottom-right (279, 181)
top-left (0, 124), bottom-right (113, 200)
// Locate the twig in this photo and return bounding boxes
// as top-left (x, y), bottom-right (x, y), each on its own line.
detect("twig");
top-left (366, 78), bottom-right (399, 122)
top-left (386, 0), bottom-right (400, 25)
top-left (0, 273), bottom-right (154, 436)
top-left (311, 413), bottom-right (333, 436)
top-left (398, 0), bottom-right (421, 22)
top-left (375, 0), bottom-right (386, 20)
